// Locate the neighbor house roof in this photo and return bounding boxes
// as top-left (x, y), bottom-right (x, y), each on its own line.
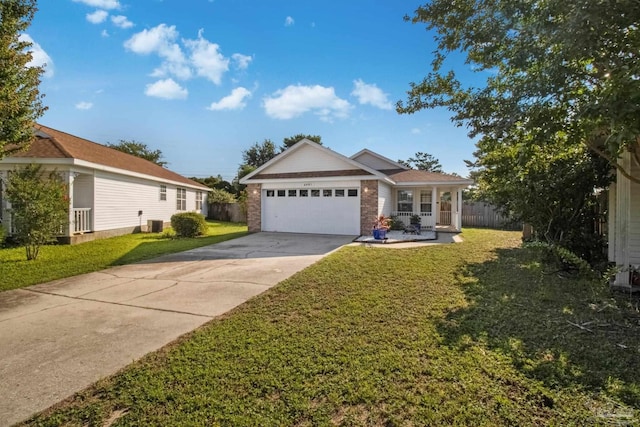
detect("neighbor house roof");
top-left (6, 124), bottom-right (208, 190)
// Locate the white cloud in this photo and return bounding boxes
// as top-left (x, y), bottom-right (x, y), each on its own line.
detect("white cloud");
top-left (232, 53), bottom-right (252, 70)
top-left (75, 101), bottom-right (93, 110)
top-left (124, 24), bottom-right (177, 54)
top-left (263, 84), bottom-right (351, 121)
top-left (184, 30), bottom-right (229, 84)
top-left (72, 0), bottom-right (120, 10)
top-left (207, 87), bottom-right (251, 111)
top-left (145, 78), bottom-right (188, 99)
top-left (125, 24), bottom-right (191, 79)
top-left (111, 15), bottom-right (134, 29)
top-left (411, 128), bottom-right (421, 134)
top-left (101, 29), bottom-right (109, 37)
top-left (19, 34), bottom-right (54, 78)
top-left (351, 79), bottom-right (393, 110)
top-left (285, 16), bottom-right (294, 26)
top-left (86, 9), bottom-right (108, 24)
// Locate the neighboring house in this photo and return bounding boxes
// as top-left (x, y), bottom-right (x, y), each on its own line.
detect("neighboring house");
top-left (608, 151), bottom-right (640, 288)
top-left (0, 124), bottom-right (209, 244)
top-left (240, 139), bottom-right (473, 236)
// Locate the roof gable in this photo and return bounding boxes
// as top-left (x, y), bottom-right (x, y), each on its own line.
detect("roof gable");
top-left (2, 124), bottom-right (208, 190)
top-left (241, 139), bottom-right (389, 182)
top-left (350, 149), bottom-right (409, 171)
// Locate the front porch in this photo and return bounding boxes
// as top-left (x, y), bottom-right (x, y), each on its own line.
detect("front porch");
top-left (0, 170), bottom-right (94, 239)
top-left (355, 229), bottom-right (438, 243)
top-left (389, 184), bottom-right (464, 232)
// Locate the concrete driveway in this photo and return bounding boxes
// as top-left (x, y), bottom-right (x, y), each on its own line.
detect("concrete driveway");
top-left (0, 232), bottom-right (354, 426)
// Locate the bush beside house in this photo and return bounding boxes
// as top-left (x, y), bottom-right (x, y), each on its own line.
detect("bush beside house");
top-left (170, 212), bottom-right (208, 237)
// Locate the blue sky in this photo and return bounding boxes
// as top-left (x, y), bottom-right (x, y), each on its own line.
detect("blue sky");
top-left (25, 0), bottom-right (477, 181)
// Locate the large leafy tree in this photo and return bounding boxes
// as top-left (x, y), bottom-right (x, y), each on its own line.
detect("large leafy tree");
top-left (0, 0), bottom-right (47, 158)
top-left (6, 164), bottom-right (68, 260)
top-left (242, 139), bottom-right (277, 168)
top-left (398, 0), bottom-right (640, 182)
top-left (398, 152), bottom-right (443, 172)
top-left (106, 140), bottom-right (167, 167)
top-left (397, 0), bottom-right (636, 259)
top-left (280, 134), bottom-right (322, 152)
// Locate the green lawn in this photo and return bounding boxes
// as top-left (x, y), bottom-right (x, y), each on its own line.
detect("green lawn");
top-left (21, 229), bottom-right (640, 426)
top-left (0, 221), bottom-right (248, 292)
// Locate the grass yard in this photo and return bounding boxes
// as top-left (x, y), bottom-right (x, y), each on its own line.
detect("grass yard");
top-left (0, 221), bottom-right (247, 292)
top-left (21, 229), bottom-right (640, 426)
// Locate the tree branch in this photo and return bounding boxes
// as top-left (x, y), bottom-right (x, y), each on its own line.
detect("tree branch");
top-left (584, 142), bottom-right (640, 185)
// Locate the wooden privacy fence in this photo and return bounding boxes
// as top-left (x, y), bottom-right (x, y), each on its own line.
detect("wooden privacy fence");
top-left (461, 201), bottom-right (521, 230)
top-left (208, 203), bottom-right (247, 223)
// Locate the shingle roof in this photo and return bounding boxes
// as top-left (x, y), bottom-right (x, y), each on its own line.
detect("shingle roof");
top-left (384, 169), bottom-right (473, 184)
top-left (9, 124), bottom-right (208, 189)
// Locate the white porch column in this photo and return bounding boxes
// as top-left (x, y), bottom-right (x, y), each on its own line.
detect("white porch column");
top-left (432, 186), bottom-right (438, 224)
top-left (456, 188), bottom-right (463, 230)
top-left (0, 170), bottom-right (8, 234)
top-left (66, 172), bottom-right (75, 236)
top-left (614, 152), bottom-right (631, 287)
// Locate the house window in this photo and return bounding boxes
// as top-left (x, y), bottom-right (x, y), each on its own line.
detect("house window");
top-left (347, 189), bottom-right (358, 197)
top-left (335, 189), bottom-right (345, 197)
top-left (299, 189), bottom-right (308, 197)
top-left (266, 190), bottom-right (275, 197)
top-left (420, 191), bottom-right (432, 214)
top-left (160, 184), bottom-right (167, 201)
top-left (277, 190), bottom-right (286, 197)
top-left (176, 188), bottom-right (186, 210)
top-left (323, 189), bottom-right (332, 197)
top-left (397, 190), bottom-right (413, 212)
top-left (311, 189), bottom-right (320, 197)
top-left (196, 191), bottom-right (203, 210)
top-left (288, 189), bottom-right (297, 197)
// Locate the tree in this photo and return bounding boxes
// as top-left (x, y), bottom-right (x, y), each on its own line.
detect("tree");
top-left (5, 164), bottom-right (68, 260)
top-left (208, 188), bottom-right (237, 204)
top-left (398, 0), bottom-right (640, 183)
top-left (242, 139), bottom-right (277, 168)
top-left (106, 140), bottom-right (167, 167)
top-left (399, 152), bottom-right (443, 172)
top-left (280, 134), bottom-right (322, 152)
top-left (0, 0), bottom-right (47, 158)
top-left (397, 0), bottom-right (637, 261)
top-left (473, 135), bottom-right (611, 263)
top-left (188, 175), bottom-right (233, 193)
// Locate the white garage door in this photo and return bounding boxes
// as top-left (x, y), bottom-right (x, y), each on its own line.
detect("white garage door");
top-left (262, 187), bottom-right (360, 235)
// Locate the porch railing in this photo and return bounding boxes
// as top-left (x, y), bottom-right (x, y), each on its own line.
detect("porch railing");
top-left (440, 210), bottom-right (452, 226)
top-left (73, 208), bottom-right (92, 233)
top-left (6, 209), bottom-right (93, 235)
top-left (391, 211), bottom-right (436, 230)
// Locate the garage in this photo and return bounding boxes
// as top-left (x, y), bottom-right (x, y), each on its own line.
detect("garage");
top-left (262, 186), bottom-right (360, 235)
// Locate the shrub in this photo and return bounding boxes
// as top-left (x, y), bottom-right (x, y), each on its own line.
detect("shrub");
top-left (170, 212), bottom-right (208, 238)
top-left (0, 224), bottom-right (5, 247)
top-left (388, 215), bottom-right (405, 230)
top-left (6, 164), bottom-right (69, 260)
top-left (209, 188), bottom-right (237, 204)
top-left (524, 240), bottom-right (597, 279)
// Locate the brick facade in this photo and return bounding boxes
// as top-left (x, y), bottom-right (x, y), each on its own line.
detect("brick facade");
top-left (360, 179), bottom-right (379, 235)
top-left (246, 183), bottom-right (262, 233)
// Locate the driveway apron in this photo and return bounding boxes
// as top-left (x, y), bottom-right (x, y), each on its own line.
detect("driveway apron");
top-left (0, 232), bottom-right (353, 426)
